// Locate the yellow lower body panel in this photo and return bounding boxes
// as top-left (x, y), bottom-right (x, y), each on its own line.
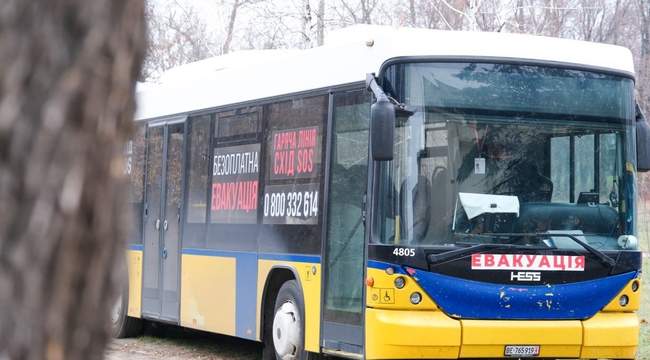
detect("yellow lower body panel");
top-left (180, 254), bottom-right (236, 336)
top-left (365, 308), bottom-right (638, 359)
top-left (256, 260), bottom-right (321, 353)
top-left (460, 319), bottom-right (582, 358)
top-left (366, 309), bottom-right (461, 359)
top-left (581, 312), bottom-right (639, 359)
top-left (127, 249), bottom-right (142, 317)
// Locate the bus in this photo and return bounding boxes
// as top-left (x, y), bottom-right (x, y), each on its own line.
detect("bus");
top-left (112, 25), bottom-right (649, 359)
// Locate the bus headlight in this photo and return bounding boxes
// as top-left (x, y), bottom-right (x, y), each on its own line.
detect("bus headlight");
top-left (619, 295), bottom-right (629, 307)
top-left (394, 276), bottom-right (406, 289)
top-left (632, 280), bottom-right (640, 292)
top-left (410, 292), bottom-right (422, 305)
top-left (617, 235), bottom-right (638, 249)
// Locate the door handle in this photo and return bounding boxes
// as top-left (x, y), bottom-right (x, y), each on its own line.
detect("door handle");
top-left (162, 248), bottom-right (168, 259)
top-left (155, 219), bottom-right (160, 230)
top-left (163, 219), bottom-right (168, 231)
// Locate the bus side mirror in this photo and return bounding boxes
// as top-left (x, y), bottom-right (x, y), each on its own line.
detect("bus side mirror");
top-left (636, 104), bottom-right (650, 172)
top-left (371, 97), bottom-right (395, 161)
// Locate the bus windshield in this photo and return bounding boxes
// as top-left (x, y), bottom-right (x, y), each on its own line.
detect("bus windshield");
top-left (373, 62), bottom-right (636, 250)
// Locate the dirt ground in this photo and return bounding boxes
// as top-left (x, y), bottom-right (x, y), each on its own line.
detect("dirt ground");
top-left (105, 324), bottom-right (263, 360)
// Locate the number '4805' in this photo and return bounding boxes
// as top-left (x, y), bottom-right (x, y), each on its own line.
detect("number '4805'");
top-left (393, 248), bottom-right (415, 257)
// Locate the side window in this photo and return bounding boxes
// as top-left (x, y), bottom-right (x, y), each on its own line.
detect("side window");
top-left (263, 95), bottom-right (326, 225)
top-left (186, 115), bottom-right (211, 223)
top-left (126, 123), bottom-right (146, 244)
top-left (210, 107), bottom-right (262, 225)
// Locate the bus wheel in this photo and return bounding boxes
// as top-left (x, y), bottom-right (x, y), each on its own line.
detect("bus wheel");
top-left (111, 284), bottom-right (143, 338)
top-left (266, 280), bottom-right (318, 360)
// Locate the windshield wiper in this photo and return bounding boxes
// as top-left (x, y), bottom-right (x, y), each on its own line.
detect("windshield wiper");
top-left (427, 243), bottom-right (523, 265)
top-left (469, 232), bottom-right (617, 268)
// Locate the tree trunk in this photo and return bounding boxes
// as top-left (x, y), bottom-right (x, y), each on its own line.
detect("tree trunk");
top-left (516, 0), bottom-right (525, 33)
top-left (0, 0), bottom-right (145, 359)
top-left (302, 0), bottom-right (313, 47)
top-left (361, 0), bottom-right (373, 24)
top-left (409, 0), bottom-right (417, 26)
top-left (316, 0), bottom-right (326, 46)
top-left (223, 0), bottom-right (240, 54)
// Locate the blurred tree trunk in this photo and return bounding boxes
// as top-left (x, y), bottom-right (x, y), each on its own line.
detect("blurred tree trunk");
top-left (0, 0), bottom-right (145, 359)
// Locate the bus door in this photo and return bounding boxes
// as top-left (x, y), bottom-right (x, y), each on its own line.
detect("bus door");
top-left (321, 90), bottom-right (369, 356)
top-left (142, 119), bottom-right (185, 322)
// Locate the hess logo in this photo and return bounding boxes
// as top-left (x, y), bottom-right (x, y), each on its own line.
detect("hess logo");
top-left (510, 271), bottom-right (541, 282)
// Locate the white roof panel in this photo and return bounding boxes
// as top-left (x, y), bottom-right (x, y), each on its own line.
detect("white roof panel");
top-left (136, 25), bottom-right (635, 121)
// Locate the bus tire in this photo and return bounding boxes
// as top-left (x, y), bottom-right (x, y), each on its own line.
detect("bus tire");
top-left (264, 280), bottom-right (320, 360)
top-left (111, 284), bottom-right (143, 338)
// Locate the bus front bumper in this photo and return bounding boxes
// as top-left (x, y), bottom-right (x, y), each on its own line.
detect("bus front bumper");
top-left (365, 309), bottom-right (639, 359)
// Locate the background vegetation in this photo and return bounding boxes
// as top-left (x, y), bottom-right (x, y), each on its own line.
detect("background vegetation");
top-left (143, 1), bottom-right (650, 112)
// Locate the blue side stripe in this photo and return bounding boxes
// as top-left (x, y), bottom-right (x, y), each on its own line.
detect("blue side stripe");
top-left (182, 248), bottom-right (251, 257)
top-left (258, 253), bottom-right (321, 263)
top-left (181, 248), bottom-right (321, 264)
top-left (127, 244), bottom-right (144, 251)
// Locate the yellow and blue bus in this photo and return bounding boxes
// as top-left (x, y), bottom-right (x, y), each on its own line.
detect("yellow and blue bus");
top-left (112, 25), bottom-right (649, 359)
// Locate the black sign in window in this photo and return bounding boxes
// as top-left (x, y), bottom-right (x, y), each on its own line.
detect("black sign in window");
top-left (210, 143), bottom-right (261, 224)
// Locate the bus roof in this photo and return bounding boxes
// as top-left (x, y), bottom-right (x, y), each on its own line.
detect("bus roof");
top-left (136, 25), bottom-right (635, 121)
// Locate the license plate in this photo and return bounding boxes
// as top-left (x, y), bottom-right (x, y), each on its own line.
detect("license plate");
top-left (504, 345), bottom-right (540, 357)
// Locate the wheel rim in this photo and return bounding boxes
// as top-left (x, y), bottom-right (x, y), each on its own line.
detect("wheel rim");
top-left (111, 293), bottom-right (123, 325)
top-left (272, 301), bottom-right (302, 360)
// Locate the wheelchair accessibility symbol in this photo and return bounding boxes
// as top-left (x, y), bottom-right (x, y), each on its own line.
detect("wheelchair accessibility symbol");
top-left (380, 289), bottom-right (394, 304)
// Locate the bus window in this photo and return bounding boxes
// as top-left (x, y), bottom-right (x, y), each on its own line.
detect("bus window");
top-left (574, 134), bottom-right (595, 200)
top-left (324, 89), bottom-right (369, 325)
top-left (204, 108), bottom-right (263, 251)
top-left (599, 133), bottom-right (621, 205)
top-left (216, 109), bottom-right (260, 140)
top-left (186, 115), bottom-right (211, 224)
top-left (551, 133), bottom-right (615, 205)
top-left (550, 136), bottom-right (570, 202)
top-left (260, 94), bottom-right (327, 254)
top-left (263, 96), bottom-right (325, 225)
top-left (126, 123), bottom-right (146, 244)
top-left (374, 62), bottom-right (632, 249)
top-left (210, 109), bottom-right (262, 225)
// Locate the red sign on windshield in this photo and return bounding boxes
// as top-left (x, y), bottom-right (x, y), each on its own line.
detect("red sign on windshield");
top-left (471, 254), bottom-right (585, 271)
